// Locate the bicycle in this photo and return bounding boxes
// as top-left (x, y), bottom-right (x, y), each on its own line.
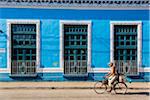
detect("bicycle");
top-left (94, 73), bottom-right (128, 94)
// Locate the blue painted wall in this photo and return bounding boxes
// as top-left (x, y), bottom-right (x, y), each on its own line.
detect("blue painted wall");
top-left (40, 20), bottom-right (60, 68)
top-left (142, 21), bottom-right (150, 67)
top-left (0, 19), bottom-right (7, 69)
top-left (0, 8), bottom-right (149, 81)
top-left (0, 8), bottom-right (149, 20)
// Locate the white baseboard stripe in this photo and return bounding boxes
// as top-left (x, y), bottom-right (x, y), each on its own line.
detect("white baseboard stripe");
top-left (0, 67), bottom-right (150, 73)
top-left (0, 68), bottom-right (10, 73)
top-left (0, 48), bottom-right (6, 53)
top-left (139, 68), bottom-right (150, 72)
top-left (37, 68), bottom-right (63, 73)
top-left (89, 68), bottom-right (110, 73)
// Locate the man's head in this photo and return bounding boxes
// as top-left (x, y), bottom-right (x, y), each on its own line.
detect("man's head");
top-left (108, 62), bottom-right (113, 67)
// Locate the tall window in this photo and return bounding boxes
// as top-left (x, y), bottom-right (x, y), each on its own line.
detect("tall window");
top-left (64, 25), bottom-right (88, 76)
top-left (11, 24), bottom-right (36, 76)
top-left (114, 25), bottom-right (138, 75)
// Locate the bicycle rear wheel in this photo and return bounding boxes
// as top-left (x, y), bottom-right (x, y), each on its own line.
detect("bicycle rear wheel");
top-left (94, 81), bottom-right (107, 94)
top-left (114, 82), bottom-right (127, 94)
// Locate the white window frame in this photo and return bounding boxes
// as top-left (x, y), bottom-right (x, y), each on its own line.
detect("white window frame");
top-left (110, 21), bottom-right (142, 75)
top-left (7, 20), bottom-right (40, 75)
top-left (60, 20), bottom-right (92, 76)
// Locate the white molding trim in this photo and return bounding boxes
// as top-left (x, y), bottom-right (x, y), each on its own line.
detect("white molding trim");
top-left (7, 19), bottom-right (40, 74)
top-left (0, 5), bottom-right (149, 10)
top-left (0, 0), bottom-right (149, 10)
top-left (60, 20), bottom-right (92, 74)
top-left (110, 21), bottom-right (142, 74)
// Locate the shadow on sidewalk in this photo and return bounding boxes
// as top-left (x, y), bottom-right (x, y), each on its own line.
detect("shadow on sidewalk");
top-left (117, 92), bottom-right (150, 96)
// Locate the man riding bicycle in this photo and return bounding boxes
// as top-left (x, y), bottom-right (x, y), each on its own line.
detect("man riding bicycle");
top-left (105, 62), bottom-right (117, 92)
top-left (94, 62), bottom-right (128, 94)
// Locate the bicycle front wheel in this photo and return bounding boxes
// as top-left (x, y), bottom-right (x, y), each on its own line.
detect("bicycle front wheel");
top-left (94, 81), bottom-right (107, 94)
top-left (114, 82), bottom-right (127, 94)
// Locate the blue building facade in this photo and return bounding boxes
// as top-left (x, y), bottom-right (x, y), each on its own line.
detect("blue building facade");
top-left (0, 0), bottom-right (149, 81)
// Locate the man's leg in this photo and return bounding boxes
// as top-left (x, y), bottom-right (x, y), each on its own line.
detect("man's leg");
top-left (108, 76), bottom-right (117, 92)
top-left (108, 78), bottom-right (112, 92)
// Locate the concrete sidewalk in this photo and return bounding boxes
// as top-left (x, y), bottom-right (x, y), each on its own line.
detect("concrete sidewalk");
top-left (0, 82), bottom-right (149, 90)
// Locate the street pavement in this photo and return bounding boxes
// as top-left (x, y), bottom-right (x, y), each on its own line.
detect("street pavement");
top-left (0, 82), bottom-right (149, 100)
top-left (0, 89), bottom-right (149, 100)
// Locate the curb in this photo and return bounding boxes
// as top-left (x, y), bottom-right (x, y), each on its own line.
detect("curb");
top-left (0, 87), bottom-right (149, 90)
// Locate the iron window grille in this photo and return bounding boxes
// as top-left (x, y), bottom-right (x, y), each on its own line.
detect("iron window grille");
top-left (64, 25), bottom-right (88, 76)
top-left (11, 24), bottom-right (37, 76)
top-left (114, 25), bottom-right (138, 75)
